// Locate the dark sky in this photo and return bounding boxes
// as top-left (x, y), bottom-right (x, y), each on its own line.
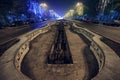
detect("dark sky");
top-left (38, 0), bottom-right (81, 16)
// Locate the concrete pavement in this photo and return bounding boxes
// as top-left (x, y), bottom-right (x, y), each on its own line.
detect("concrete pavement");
top-left (0, 21), bottom-right (120, 80)
top-left (21, 25), bottom-right (95, 80)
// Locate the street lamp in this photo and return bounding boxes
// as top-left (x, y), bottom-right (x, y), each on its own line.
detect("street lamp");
top-left (75, 2), bottom-right (84, 16)
top-left (76, 2), bottom-right (81, 7)
top-left (40, 3), bottom-right (48, 9)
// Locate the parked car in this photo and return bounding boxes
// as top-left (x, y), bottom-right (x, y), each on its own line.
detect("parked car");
top-left (84, 18), bottom-right (91, 23)
top-left (8, 21), bottom-right (25, 27)
top-left (91, 19), bottom-right (99, 24)
top-left (102, 21), bottom-right (120, 27)
top-left (23, 21), bottom-right (29, 25)
top-left (0, 23), bottom-right (4, 29)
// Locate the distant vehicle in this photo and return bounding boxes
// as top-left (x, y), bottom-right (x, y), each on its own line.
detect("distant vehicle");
top-left (42, 18), bottom-right (48, 21)
top-left (91, 19), bottom-right (99, 24)
top-left (23, 21), bottom-right (29, 25)
top-left (102, 21), bottom-right (120, 27)
top-left (15, 21), bottom-right (24, 26)
top-left (74, 18), bottom-right (84, 22)
top-left (114, 20), bottom-right (120, 27)
top-left (9, 21), bottom-right (25, 27)
top-left (27, 20), bottom-right (35, 24)
top-left (84, 18), bottom-right (91, 23)
top-left (9, 22), bottom-right (16, 27)
top-left (0, 23), bottom-right (4, 29)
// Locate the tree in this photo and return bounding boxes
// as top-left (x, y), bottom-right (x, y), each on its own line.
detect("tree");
top-left (83, 0), bottom-right (100, 17)
top-left (104, 0), bottom-right (120, 20)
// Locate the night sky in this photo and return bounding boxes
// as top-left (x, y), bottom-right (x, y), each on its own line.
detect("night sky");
top-left (38, 0), bottom-right (81, 16)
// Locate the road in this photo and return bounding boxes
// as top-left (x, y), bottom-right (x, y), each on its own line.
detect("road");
top-left (71, 20), bottom-right (120, 57)
top-left (0, 21), bottom-right (50, 45)
top-left (0, 21), bottom-right (52, 56)
top-left (72, 20), bottom-right (120, 44)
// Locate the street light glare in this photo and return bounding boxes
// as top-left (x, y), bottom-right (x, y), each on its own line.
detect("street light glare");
top-left (76, 2), bottom-right (81, 7)
top-left (40, 3), bottom-right (48, 8)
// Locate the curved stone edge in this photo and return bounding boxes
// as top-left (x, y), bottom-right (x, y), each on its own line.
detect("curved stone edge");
top-left (72, 23), bottom-right (120, 80)
top-left (0, 22), bottom-right (54, 80)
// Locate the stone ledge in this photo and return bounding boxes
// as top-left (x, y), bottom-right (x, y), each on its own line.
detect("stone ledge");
top-left (72, 23), bottom-right (120, 80)
top-left (0, 23), bottom-right (52, 80)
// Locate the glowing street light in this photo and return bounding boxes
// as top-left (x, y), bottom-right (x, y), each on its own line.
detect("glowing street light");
top-left (40, 3), bottom-right (48, 9)
top-left (75, 2), bottom-right (84, 16)
top-left (76, 2), bottom-right (81, 7)
top-left (64, 2), bottom-right (84, 18)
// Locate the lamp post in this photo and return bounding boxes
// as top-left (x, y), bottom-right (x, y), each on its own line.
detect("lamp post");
top-left (75, 2), bottom-right (84, 16)
top-left (40, 3), bottom-right (48, 20)
top-left (40, 3), bottom-right (48, 9)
